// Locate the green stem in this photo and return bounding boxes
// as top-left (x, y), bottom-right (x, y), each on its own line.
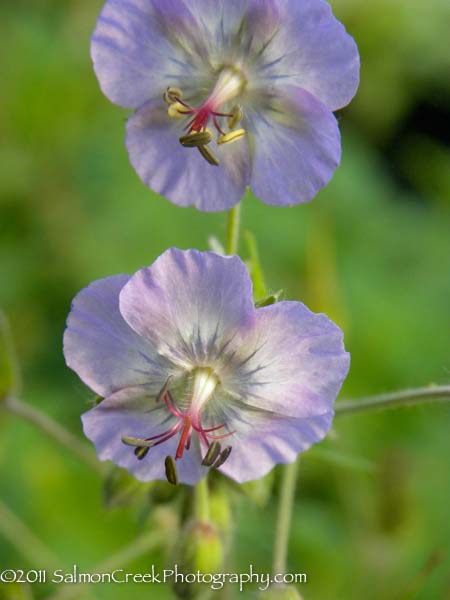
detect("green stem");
top-left (3, 396), bottom-right (103, 473)
top-left (194, 476), bottom-right (210, 522)
top-left (225, 203), bottom-right (242, 255)
top-left (335, 385), bottom-right (450, 416)
top-left (272, 461), bottom-right (299, 575)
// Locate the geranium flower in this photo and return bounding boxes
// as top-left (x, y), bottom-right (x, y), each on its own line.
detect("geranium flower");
top-left (64, 249), bottom-right (350, 484)
top-left (91, 0), bottom-right (359, 211)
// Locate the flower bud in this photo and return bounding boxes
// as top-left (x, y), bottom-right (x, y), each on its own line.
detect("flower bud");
top-left (173, 520), bottom-right (223, 598)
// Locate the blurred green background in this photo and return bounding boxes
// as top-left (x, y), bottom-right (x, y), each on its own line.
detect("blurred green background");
top-left (0, 0), bottom-right (449, 598)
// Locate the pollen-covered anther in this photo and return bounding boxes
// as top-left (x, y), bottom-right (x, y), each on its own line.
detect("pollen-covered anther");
top-left (167, 102), bottom-right (188, 119)
top-left (180, 129), bottom-right (214, 148)
top-left (197, 145), bottom-right (220, 166)
top-left (163, 87), bottom-right (183, 105)
top-left (228, 105), bottom-right (243, 130)
top-left (165, 455), bottom-right (179, 486)
top-left (217, 129), bottom-right (246, 145)
top-left (212, 446), bottom-right (232, 468)
top-left (121, 435), bottom-right (155, 448)
top-left (201, 441), bottom-right (222, 467)
top-left (134, 446), bottom-right (149, 460)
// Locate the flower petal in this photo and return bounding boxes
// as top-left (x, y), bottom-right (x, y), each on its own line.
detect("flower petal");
top-left (82, 386), bottom-right (207, 485)
top-left (218, 404), bottom-right (334, 483)
top-left (266, 0), bottom-right (360, 110)
top-left (125, 99), bottom-right (250, 212)
top-left (248, 85), bottom-right (341, 206)
top-left (221, 301), bottom-right (350, 419)
top-left (63, 275), bottom-right (173, 397)
top-left (186, 0), bottom-right (281, 54)
top-left (91, 0), bottom-right (208, 109)
top-left (119, 249), bottom-right (255, 368)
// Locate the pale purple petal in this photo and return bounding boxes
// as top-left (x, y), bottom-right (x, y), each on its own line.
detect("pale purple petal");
top-left (187, 0), bottom-right (281, 53)
top-left (82, 386), bottom-right (207, 485)
top-left (219, 404), bottom-right (334, 483)
top-left (125, 99), bottom-right (250, 212)
top-left (265, 0), bottom-right (360, 110)
top-left (248, 85), bottom-right (341, 206)
top-left (91, 0), bottom-right (208, 109)
top-left (63, 275), bottom-right (173, 397)
top-left (220, 301), bottom-right (350, 419)
top-left (119, 249), bottom-right (255, 366)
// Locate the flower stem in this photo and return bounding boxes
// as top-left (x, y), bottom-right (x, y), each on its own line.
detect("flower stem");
top-left (225, 203), bottom-right (242, 255)
top-left (3, 396), bottom-right (103, 473)
top-left (194, 476), bottom-right (210, 522)
top-left (335, 385), bottom-right (450, 416)
top-left (272, 461), bottom-right (299, 575)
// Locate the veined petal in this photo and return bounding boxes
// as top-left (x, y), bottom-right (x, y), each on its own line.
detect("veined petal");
top-left (91, 0), bottom-right (209, 109)
top-left (63, 275), bottom-right (173, 397)
top-left (186, 0), bottom-right (280, 56)
top-left (126, 99), bottom-right (250, 212)
top-left (221, 301), bottom-right (349, 419)
top-left (248, 85), bottom-right (341, 206)
top-left (119, 249), bottom-right (255, 367)
top-left (82, 386), bottom-right (207, 485)
top-left (264, 0), bottom-right (360, 110)
top-left (218, 403), bottom-right (334, 483)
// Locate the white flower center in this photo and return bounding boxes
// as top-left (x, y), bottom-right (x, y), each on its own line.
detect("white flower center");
top-left (190, 367), bottom-right (219, 418)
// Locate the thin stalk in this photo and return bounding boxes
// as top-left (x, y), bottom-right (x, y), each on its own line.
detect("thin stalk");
top-left (272, 461), bottom-right (299, 575)
top-left (194, 476), bottom-right (210, 522)
top-left (225, 203), bottom-right (242, 255)
top-left (335, 385), bottom-right (450, 416)
top-left (3, 396), bottom-right (102, 473)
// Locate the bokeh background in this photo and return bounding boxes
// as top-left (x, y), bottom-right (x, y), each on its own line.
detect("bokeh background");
top-left (1, 0), bottom-right (449, 598)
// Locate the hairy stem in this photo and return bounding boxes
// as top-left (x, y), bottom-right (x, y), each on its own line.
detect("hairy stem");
top-left (335, 385), bottom-right (450, 416)
top-left (272, 461), bottom-right (299, 575)
top-left (3, 396), bottom-right (102, 473)
top-left (225, 203), bottom-right (242, 255)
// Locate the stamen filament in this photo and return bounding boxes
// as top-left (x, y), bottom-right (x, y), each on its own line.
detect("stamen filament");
top-left (176, 417), bottom-right (192, 460)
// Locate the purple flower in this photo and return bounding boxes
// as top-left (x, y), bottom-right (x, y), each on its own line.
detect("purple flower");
top-left (64, 249), bottom-right (350, 485)
top-left (92, 0), bottom-right (359, 212)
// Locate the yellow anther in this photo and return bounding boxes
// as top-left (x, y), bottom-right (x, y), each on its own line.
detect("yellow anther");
top-left (168, 102), bottom-right (188, 119)
top-left (197, 145), bottom-right (220, 166)
top-left (217, 128), bottom-right (246, 145)
top-left (165, 456), bottom-right (179, 486)
top-left (180, 129), bottom-right (214, 147)
top-left (228, 105), bottom-right (243, 130)
top-left (163, 87), bottom-right (183, 105)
